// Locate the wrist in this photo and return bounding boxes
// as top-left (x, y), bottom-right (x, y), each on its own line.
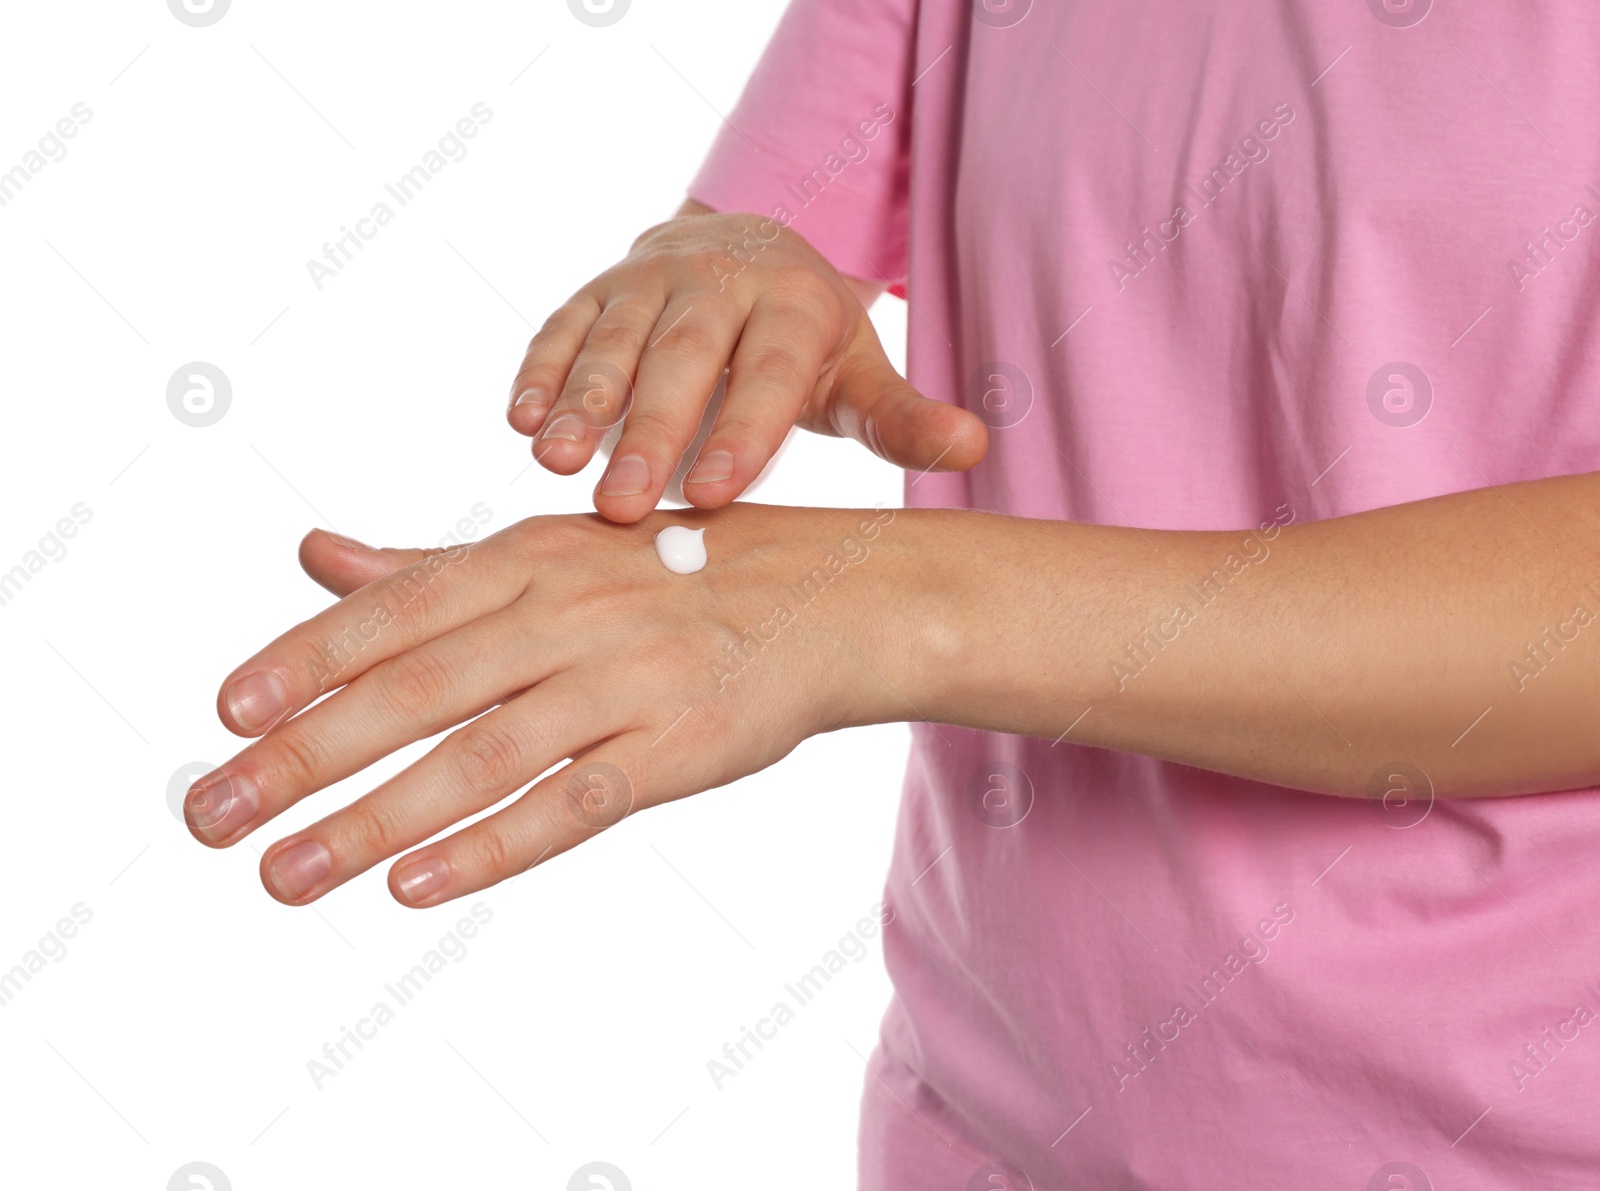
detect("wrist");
top-left (838, 506), bottom-right (995, 730)
top-left (695, 502), bottom-right (916, 732)
top-left (780, 502), bottom-right (914, 730)
top-left (872, 509), bottom-right (1109, 739)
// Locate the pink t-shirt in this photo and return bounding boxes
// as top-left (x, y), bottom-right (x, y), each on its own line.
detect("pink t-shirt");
top-left (690, 3), bottom-right (1600, 1186)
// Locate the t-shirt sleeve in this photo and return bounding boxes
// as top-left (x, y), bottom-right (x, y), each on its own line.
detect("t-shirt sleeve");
top-left (685, 0), bottom-right (917, 291)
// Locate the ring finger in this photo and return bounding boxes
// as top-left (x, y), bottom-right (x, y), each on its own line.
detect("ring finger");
top-left (507, 294), bottom-right (603, 435)
top-left (386, 734), bottom-right (661, 908)
top-left (533, 296), bottom-right (662, 475)
top-left (189, 606), bottom-right (552, 847)
top-left (257, 674), bottom-right (613, 904)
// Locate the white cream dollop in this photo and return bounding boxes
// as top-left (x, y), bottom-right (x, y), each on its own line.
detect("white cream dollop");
top-left (654, 526), bottom-right (707, 575)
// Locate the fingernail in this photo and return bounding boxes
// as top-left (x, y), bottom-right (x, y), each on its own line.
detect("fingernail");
top-left (600, 453), bottom-right (651, 496)
top-left (512, 386), bottom-right (550, 413)
top-left (685, 449), bottom-right (734, 484)
top-left (186, 771), bottom-right (260, 843)
top-left (266, 840), bottom-right (332, 901)
top-left (325, 532), bottom-right (371, 550)
top-left (542, 413), bottom-right (587, 442)
top-left (393, 855), bottom-right (451, 905)
top-left (226, 671), bottom-right (288, 732)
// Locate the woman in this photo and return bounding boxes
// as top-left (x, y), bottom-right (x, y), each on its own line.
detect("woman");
top-left (187, 1), bottom-right (1600, 1185)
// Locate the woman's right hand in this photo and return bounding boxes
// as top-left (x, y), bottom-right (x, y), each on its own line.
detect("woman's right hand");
top-left (505, 201), bottom-right (988, 523)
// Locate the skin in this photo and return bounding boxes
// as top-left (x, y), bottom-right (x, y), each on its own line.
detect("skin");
top-left (187, 204), bottom-right (1600, 908)
top-left (504, 198), bottom-right (980, 522)
top-left (190, 507), bottom-right (919, 907)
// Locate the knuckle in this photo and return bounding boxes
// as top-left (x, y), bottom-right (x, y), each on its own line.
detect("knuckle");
top-left (564, 759), bottom-right (639, 829)
top-left (767, 265), bottom-right (832, 305)
top-left (499, 515), bottom-right (575, 558)
top-left (548, 296), bottom-right (598, 331)
top-left (584, 320), bottom-right (647, 356)
top-left (628, 222), bottom-right (675, 254)
top-left (521, 332), bottom-right (564, 362)
top-left (377, 650), bottom-right (455, 721)
top-left (496, 517), bottom-right (551, 553)
top-left (453, 719), bottom-right (529, 792)
top-left (709, 410), bottom-right (773, 447)
top-left (377, 563), bottom-right (446, 626)
top-left (525, 323), bottom-right (563, 354)
top-left (564, 378), bottom-right (631, 426)
top-left (514, 363), bottom-right (564, 394)
top-left (530, 516), bottom-right (595, 556)
top-left (341, 797), bottom-right (408, 860)
top-left (267, 727), bottom-right (328, 791)
top-left (527, 315), bottom-right (575, 356)
top-left (467, 825), bottom-right (517, 879)
top-left (742, 346), bottom-right (809, 389)
top-left (652, 318), bottom-right (721, 360)
top-left (299, 637), bottom-right (349, 695)
top-left (618, 408), bottom-right (680, 442)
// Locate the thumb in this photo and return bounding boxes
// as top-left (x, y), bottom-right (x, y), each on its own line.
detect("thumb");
top-left (828, 348), bottom-right (988, 474)
top-left (298, 529), bottom-right (437, 597)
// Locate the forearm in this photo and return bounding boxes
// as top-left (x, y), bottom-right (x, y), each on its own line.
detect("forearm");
top-left (890, 473), bottom-right (1600, 799)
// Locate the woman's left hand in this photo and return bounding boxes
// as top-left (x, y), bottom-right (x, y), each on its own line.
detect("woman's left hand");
top-left (183, 504), bottom-right (918, 907)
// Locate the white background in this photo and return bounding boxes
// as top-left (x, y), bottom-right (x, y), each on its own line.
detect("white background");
top-left (0, 2), bottom-right (913, 1186)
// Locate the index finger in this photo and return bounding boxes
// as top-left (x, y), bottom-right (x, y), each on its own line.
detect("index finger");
top-left (215, 542), bottom-right (521, 737)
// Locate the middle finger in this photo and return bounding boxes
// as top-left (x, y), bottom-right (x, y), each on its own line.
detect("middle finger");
top-left (188, 605), bottom-right (553, 847)
top-left (256, 672), bottom-right (611, 904)
top-left (533, 296), bottom-right (660, 474)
